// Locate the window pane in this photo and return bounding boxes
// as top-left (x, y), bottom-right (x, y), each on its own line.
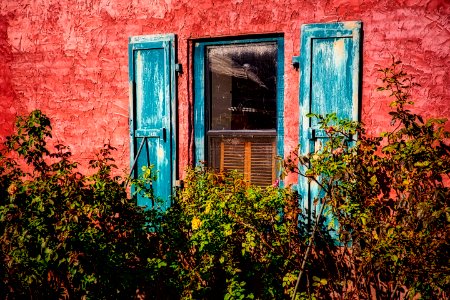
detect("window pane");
top-left (206, 43), bottom-right (277, 130)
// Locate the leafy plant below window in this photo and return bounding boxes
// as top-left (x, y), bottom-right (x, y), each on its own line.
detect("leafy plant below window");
top-left (0, 59), bottom-right (448, 299)
top-left (0, 111), bottom-right (165, 299)
top-left (285, 59), bottom-right (450, 299)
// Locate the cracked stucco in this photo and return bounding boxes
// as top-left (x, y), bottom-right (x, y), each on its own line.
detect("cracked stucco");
top-left (0, 0), bottom-right (448, 179)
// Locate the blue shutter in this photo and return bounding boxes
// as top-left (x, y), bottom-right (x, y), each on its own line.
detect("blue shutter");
top-left (298, 22), bottom-right (361, 221)
top-left (129, 34), bottom-right (177, 211)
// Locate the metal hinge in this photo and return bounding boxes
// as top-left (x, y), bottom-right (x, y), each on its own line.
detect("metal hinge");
top-left (175, 180), bottom-right (184, 188)
top-left (175, 63), bottom-right (182, 74)
top-left (292, 56), bottom-right (300, 69)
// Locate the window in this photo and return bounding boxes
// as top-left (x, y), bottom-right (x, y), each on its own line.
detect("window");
top-left (194, 36), bottom-right (284, 186)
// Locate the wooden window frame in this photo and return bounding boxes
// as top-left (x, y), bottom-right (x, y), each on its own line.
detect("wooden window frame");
top-left (193, 35), bottom-right (284, 184)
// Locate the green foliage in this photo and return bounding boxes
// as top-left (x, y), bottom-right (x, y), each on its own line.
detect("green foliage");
top-left (1, 59), bottom-right (448, 299)
top-left (0, 111), bottom-right (162, 299)
top-left (158, 168), bottom-right (316, 299)
top-left (286, 59), bottom-right (450, 298)
top-left (0, 111), bottom-right (335, 299)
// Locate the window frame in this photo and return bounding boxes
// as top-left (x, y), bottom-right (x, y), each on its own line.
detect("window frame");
top-left (193, 35), bottom-right (285, 177)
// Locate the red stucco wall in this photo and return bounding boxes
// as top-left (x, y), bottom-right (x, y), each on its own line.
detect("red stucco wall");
top-left (1, 0), bottom-right (449, 180)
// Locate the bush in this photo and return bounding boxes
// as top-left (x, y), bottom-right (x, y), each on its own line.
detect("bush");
top-left (1, 60), bottom-right (448, 299)
top-left (0, 111), bottom-right (334, 299)
top-left (156, 167), bottom-right (337, 299)
top-left (0, 111), bottom-right (162, 299)
top-left (285, 59), bottom-right (450, 299)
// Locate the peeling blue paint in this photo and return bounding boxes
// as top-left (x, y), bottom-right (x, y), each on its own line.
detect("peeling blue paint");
top-left (298, 22), bottom-right (362, 222)
top-left (128, 34), bottom-right (177, 211)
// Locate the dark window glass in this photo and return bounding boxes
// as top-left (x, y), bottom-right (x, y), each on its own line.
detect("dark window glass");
top-left (206, 43), bottom-right (277, 130)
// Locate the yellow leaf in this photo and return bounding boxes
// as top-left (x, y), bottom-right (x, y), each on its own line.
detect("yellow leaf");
top-left (191, 216), bottom-right (202, 230)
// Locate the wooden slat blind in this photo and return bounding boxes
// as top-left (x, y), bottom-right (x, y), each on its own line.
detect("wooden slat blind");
top-left (221, 141), bottom-right (244, 173)
top-left (209, 132), bottom-right (276, 186)
top-left (250, 141), bottom-right (276, 186)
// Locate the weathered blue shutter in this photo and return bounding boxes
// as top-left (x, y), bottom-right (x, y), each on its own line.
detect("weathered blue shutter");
top-left (128, 34), bottom-right (177, 210)
top-left (297, 22), bottom-right (361, 221)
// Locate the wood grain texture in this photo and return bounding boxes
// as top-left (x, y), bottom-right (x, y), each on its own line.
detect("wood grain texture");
top-left (129, 34), bottom-right (176, 210)
top-left (298, 22), bottom-right (361, 214)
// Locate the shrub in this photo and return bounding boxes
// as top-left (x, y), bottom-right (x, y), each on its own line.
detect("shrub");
top-left (157, 167), bottom-right (335, 299)
top-left (1, 60), bottom-right (448, 299)
top-left (286, 59), bottom-right (450, 299)
top-left (0, 111), bottom-right (162, 299)
top-left (1, 111), bottom-right (329, 299)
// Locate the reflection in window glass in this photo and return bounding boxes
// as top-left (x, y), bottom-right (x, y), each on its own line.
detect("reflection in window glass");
top-left (206, 43), bottom-right (277, 130)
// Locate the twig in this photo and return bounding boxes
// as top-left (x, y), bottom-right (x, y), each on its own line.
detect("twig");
top-left (291, 190), bottom-right (328, 299)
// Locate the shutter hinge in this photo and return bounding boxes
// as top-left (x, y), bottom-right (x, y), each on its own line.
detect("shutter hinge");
top-left (162, 128), bottom-right (167, 142)
top-left (129, 118), bottom-right (133, 137)
top-left (175, 179), bottom-right (184, 188)
top-left (307, 128), bottom-right (315, 140)
top-left (292, 56), bottom-right (300, 69)
top-left (175, 63), bottom-right (182, 74)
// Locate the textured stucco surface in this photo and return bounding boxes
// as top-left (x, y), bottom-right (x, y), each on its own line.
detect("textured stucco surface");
top-left (0, 0), bottom-right (449, 180)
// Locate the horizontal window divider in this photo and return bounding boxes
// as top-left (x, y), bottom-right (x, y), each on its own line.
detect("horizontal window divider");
top-left (207, 130), bottom-right (276, 137)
